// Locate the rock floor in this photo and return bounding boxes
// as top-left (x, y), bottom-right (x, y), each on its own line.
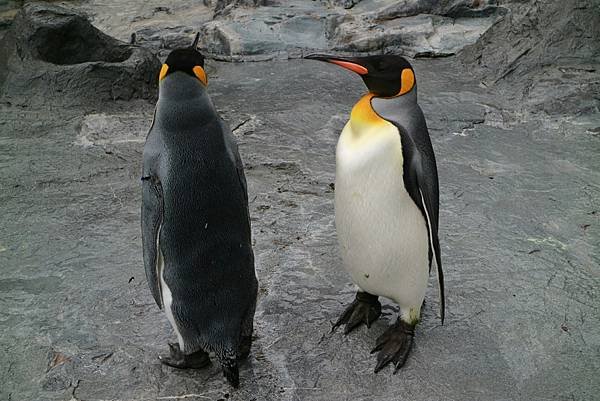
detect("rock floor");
top-left (1, 58), bottom-right (599, 400)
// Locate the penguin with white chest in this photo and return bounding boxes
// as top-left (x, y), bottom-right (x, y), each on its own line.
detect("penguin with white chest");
top-left (141, 34), bottom-right (258, 387)
top-left (305, 54), bottom-right (445, 373)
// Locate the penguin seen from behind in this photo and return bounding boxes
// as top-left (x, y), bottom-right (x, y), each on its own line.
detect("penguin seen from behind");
top-left (141, 34), bottom-right (258, 388)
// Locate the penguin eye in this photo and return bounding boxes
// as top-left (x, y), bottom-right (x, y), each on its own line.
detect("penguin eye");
top-left (192, 66), bottom-right (208, 86)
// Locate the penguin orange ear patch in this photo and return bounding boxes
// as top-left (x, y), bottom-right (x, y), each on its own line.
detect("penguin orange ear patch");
top-left (399, 68), bottom-right (415, 95)
top-left (193, 66), bottom-right (208, 86)
top-left (159, 64), bottom-right (169, 81)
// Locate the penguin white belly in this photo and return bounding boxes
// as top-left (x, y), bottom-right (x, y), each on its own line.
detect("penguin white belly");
top-left (335, 121), bottom-right (429, 312)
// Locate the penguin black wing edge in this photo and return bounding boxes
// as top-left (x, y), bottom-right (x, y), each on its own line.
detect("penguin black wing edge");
top-left (396, 122), bottom-right (446, 325)
top-left (416, 174), bottom-right (445, 325)
top-left (141, 175), bottom-right (164, 309)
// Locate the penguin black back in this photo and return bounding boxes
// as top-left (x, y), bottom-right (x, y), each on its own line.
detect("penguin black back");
top-left (141, 34), bottom-right (257, 388)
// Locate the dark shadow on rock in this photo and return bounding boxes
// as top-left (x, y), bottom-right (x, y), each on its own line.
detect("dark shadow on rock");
top-left (0, 2), bottom-right (160, 107)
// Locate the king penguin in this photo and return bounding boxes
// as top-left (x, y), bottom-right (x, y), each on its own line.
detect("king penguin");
top-left (141, 34), bottom-right (258, 387)
top-left (305, 54), bottom-right (445, 373)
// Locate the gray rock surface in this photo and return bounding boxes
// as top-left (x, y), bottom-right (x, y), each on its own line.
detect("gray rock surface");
top-left (0, 3), bottom-right (160, 106)
top-left (56, 0), bottom-right (503, 60)
top-left (460, 0), bottom-right (600, 116)
top-left (328, 11), bottom-right (497, 57)
top-left (1, 1), bottom-right (599, 400)
top-left (0, 1), bottom-right (21, 33)
top-left (1, 54), bottom-right (599, 401)
top-left (199, 0), bottom-right (503, 59)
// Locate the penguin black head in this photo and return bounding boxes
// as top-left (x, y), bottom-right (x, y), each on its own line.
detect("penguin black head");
top-left (159, 33), bottom-right (207, 86)
top-left (304, 54), bottom-right (415, 98)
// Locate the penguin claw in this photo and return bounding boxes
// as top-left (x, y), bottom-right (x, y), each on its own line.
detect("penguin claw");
top-left (370, 330), bottom-right (391, 354)
top-left (372, 320), bottom-right (415, 374)
top-left (332, 292), bottom-right (381, 335)
top-left (331, 303), bottom-right (354, 333)
top-left (159, 343), bottom-right (211, 370)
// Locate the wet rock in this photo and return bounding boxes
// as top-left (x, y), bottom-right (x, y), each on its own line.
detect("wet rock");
top-left (367, 0), bottom-right (436, 19)
top-left (199, 8), bottom-right (331, 60)
top-left (0, 1), bottom-right (21, 33)
top-left (1, 57), bottom-right (598, 401)
top-left (76, 113), bottom-right (149, 148)
top-left (68, 0), bottom-right (502, 60)
top-left (212, 0), bottom-right (268, 17)
top-left (370, 0), bottom-right (499, 19)
top-left (1, 1), bottom-right (599, 400)
top-left (440, 0), bottom-right (499, 18)
top-left (329, 0), bottom-right (363, 10)
top-left (330, 13), bottom-right (497, 57)
top-left (0, 3), bottom-right (160, 107)
top-left (460, 0), bottom-right (600, 115)
top-left (196, 1), bottom-right (500, 59)
top-left (74, 1), bottom-right (214, 58)
top-left (134, 25), bottom-right (197, 55)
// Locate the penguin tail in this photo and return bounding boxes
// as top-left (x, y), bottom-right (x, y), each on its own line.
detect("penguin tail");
top-left (219, 356), bottom-right (239, 388)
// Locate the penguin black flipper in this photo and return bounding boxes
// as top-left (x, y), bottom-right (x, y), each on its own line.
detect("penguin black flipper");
top-left (141, 175), bottom-right (164, 309)
top-left (141, 113), bottom-right (164, 309)
top-left (392, 120), bottom-right (445, 324)
top-left (416, 167), bottom-right (445, 325)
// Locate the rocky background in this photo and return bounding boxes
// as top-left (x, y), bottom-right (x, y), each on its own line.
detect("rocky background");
top-left (1, 1), bottom-right (599, 401)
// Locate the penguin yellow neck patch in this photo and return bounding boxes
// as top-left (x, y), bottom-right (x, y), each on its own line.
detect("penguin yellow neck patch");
top-left (350, 93), bottom-right (385, 126)
top-left (193, 66), bottom-right (208, 86)
top-left (159, 64), bottom-right (169, 81)
top-left (398, 68), bottom-right (414, 95)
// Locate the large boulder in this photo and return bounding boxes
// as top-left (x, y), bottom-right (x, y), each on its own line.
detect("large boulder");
top-left (197, 0), bottom-right (502, 60)
top-left (56, 0), bottom-right (503, 61)
top-left (330, 12), bottom-right (500, 57)
top-left (460, 0), bottom-right (600, 115)
top-left (0, 3), bottom-right (161, 106)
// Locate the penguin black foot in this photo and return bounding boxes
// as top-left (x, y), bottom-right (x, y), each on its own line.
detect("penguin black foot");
top-left (220, 358), bottom-right (240, 388)
top-left (371, 320), bottom-right (415, 373)
top-left (332, 292), bottom-right (381, 335)
top-left (238, 335), bottom-right (252, 360)
top-left (159, 342), bottom-right (211, 369)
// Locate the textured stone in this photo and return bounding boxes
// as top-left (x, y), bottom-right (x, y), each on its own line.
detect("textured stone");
top-left (1, 1), bottom-right (599, 400)
top-left (0, 3), bottom-right (160, 106)
top-left (66, 0), bottom-right (502, 60)
top-left (0, 1), bottom-right (21, 33)
top-left (330, 13), bottom-right (497, 57)
top-left (199, 8), bottom-right (331, 60)
top-left (197, 1), bottom-right (500, 59)
top-left (1, 57), bottom-right (599, 401)
top-left (460, 0), bottom-right (600, 115)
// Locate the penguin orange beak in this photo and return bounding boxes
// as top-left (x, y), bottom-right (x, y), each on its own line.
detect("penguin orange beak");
top-left (304, 54), bottom-right (369, 75)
